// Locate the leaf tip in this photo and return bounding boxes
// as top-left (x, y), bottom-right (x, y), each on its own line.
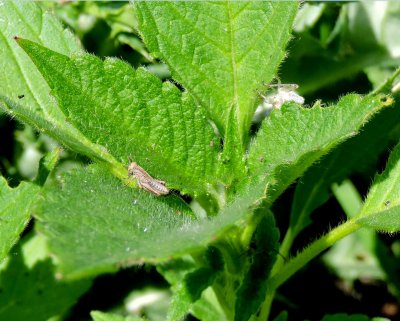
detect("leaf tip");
top-left (13, 37), bottom-right (38, 53)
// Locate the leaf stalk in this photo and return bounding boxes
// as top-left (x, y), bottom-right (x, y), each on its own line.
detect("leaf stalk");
top-left (257, 217), bottom-right (362, 320)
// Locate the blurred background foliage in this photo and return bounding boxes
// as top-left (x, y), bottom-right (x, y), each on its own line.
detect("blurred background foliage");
top-left (1, 1), bottom-right (400, 320)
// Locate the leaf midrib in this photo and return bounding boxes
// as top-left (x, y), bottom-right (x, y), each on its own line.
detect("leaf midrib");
top-left (226, 1), bottom-right (240, 133)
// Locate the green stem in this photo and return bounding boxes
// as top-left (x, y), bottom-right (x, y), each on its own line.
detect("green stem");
top-left (240, 210), bottom-right (267, 250)
top-left (269, 226), bottom-right (295, 277)
top-left (212, 228), bottom-right (247, 321)
top-left (258, 218), bottom-right (362, 320)
top-left (213, 281), bottom-right (235, 321)
top-left (370, 66), bottom-right (400, 96)
top-left (271, 171), bottom-right (331, 277)
top-left (259, 222), bottom-right (298, 321)
top-left (271, 218), bottom-right (361, 288)
top-left (208, 183), bottom-right (227, 213)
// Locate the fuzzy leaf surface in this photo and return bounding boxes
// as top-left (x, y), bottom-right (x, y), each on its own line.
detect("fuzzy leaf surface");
top-left (0, 0), bottom-right (80, 119)
top-left (357, 143), bottom-right (400, 232)
top-left (289, 101), bottom-right (400, 239)
top-left (248, 94), bottom-right (391, 203)
top-left (36, 166), bottom-right (267, 278)
top-left (135, 2), bottom-right (298, 139)
top-left (17, 39), bottom-right (219, 194)
top-left (0, 1), bottom-right (117, 169)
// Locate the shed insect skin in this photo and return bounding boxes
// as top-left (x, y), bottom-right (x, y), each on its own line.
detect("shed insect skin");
top-left (127, 160), bottom-right (170, 196)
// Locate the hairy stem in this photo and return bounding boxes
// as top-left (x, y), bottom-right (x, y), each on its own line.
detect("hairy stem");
top-left (258, 218), bottom-right (362, 320)
top-left (370, 66), bottom-right (400, 96)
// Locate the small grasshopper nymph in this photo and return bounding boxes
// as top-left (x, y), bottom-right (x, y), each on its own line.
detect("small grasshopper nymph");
top-left (127, 160), bottom-right (169, 196)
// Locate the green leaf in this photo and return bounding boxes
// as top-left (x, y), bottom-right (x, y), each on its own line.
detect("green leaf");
top-left (0, 96), bottom-right (118, 167)
top-left (191, 288), bottom-right (227, 321)
top-left (290, 100), bottom-right (400, 240)
top-left (184, 247), bottom-right (224, 302)
top-left (0, 149), bottom-right (59, 262)
top-left (234, 213), bottom-right (279, 321)
top-left (135, 2), bottom-right (298, 141)
top-left (332, 160), bottom-right (400, 297)
top-left (320, 314), bottom-right (389, 321)
top-left (0, 0), bottom-right (119, 171)
top-left (157, 257), bottom-right (197, 286)
top-left (248, 94), bottom-right (392, 203)
top-left (36, 164), bottom-right (267, 278)
top-left (218, 108), bottom-right (247, 184)
top-left (293, 3), bottom-right (326, 33)
top-left (0, 242), bottom-right (91, 321)
top-left (0, 179), bottom-right (38, 262)
top-left (0, 0), bottom-right (80, 118)
top-left (36, 165), bottom-right (195, 278)
top-left (357, 143), bottom-right (400, 232)
top-left (272, 311), bottom-right (288, 321)
top-left (91, 311), bottom-right (144, 321)
top-left (17, 38), bottom-right (219, 195)
top-left (167, 247), bottom-right (224, 321)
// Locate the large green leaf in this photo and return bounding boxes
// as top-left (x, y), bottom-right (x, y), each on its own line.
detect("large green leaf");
top-left (0, 0), bottom-right (80, 119)
top-left (248, 94), bottom-right (392, 203)
top-left (357, 143), bottom-right (400, 232)
top-left (0, 0), bottom-right (118, 169)
top-left (289, 100), bottom-right (400, 241)
top-left (36, 165), bottom-right (267, 278)
top-left (135, 2), bottom-right (298, 142)
top-left (17, 38), bottom-right (220, 195)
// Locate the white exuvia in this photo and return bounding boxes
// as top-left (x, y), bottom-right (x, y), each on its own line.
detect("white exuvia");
top-left (253, 84), bottom-right (305, 123)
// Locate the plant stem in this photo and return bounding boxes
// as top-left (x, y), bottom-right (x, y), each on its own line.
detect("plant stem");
top-left (370, 66), bottom-right (400, 96)
top-left (271, 172), bottom-right (330, 277)
top-left (271, 218), bottom-right (361, 290)
top-left (257, 218), bottom-right (362, 320)
top-left (271, 226), bottom-right (295, 274)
